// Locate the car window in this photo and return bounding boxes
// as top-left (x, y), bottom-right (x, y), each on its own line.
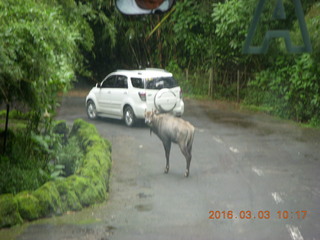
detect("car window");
top-left (115, 75), bottom-right (128, 88)
top-left (131, 77), bottom-right (144, 89)
top-left (146, 77), bottom-right (177, 90)
top-left (101, 75), bottom-right (116, 88)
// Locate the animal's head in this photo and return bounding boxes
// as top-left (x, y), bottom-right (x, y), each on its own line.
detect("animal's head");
top-left (144, 110), bottom-right (156, 126)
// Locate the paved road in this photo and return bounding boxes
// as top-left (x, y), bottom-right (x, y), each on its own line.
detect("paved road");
top-left (1, 96), bottom-right (320, 240)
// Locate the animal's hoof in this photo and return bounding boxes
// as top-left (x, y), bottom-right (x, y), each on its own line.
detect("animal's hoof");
top-left (185, 170), bottom-right (189, 177)
top-left (164, 167), bottom-right (169, 174)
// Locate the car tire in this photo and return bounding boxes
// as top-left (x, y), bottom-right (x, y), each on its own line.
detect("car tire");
top-left (87, 100), bottom-right (98, 119)
top-left (124, 106), bottom-right (136, 127)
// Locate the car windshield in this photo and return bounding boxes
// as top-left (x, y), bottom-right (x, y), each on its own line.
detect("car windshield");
top-left (145, 77), bottom-right (178, 90)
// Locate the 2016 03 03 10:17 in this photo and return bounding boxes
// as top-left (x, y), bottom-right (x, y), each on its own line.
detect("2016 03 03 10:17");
top-left (208, 210), bottom-right (308, 220)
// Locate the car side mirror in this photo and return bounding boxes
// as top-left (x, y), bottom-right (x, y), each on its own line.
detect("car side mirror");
top-left (96, 83), bottom-right (101, 88)
top-left (116, 0), bottom-right (175, 15)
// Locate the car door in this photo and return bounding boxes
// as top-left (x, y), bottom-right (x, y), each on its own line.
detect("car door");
top-left (97, 75), bottom-right (116, 113)
top-left (109, 75), bottom-right (128, 116)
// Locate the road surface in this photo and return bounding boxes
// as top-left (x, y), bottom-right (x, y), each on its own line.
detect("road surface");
top-left (1, 96), bottom-right (320, 240)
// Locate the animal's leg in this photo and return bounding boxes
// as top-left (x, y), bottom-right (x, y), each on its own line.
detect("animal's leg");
top-left (186, 143), bottom-right (193, 177)
top-left (185, 152), bottom-right (192, 177)
top-left (179, 144), bottom-right (192, 177)
top-left (163, 141), bottom-right (171, 174)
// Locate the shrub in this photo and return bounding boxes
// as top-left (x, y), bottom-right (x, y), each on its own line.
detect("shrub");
top-left (0, 194), bottom-right (23, 228)
top-left (15, 191), bottom-right (41, 221)
top-left (33, 182), bottom-right (62, 217)
top-left (0, 156), bottom-right (49, 195)
top-left (244, 54), bottom-right (320, 125)
top-left (0, 119), bottom-right (112, 227)
top-left (55, 136), bottom-right (84, 177)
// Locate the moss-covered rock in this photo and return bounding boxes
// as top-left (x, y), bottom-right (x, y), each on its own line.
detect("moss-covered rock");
top-left (33, 182), bottom-right (62, 217)
top-left (70, 119), bottom-right (98, 152)
top-left (15, 191), bottom-right (41, 221)
top-left (79, 148), bottom-right (112, 191)
top-left (70, 119), bottom-right (112, 154)
top-left (70, 119), bottom-right (112, 201)
top-left (66, 175), bottom-right (105, 207)
top-left (0, 194), bottom-right (23, 228)
top-left (0, 119), bottom-right (112, 228)
top-left (54, 180), bottom-right (82, 211)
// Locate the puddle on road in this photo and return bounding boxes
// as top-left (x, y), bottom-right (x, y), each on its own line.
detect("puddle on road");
top-left (204, 108), bottom-right (256, 129)
top-left (135, 204), bottom-right (153, 212)
top-left (201, 105), bottom-right (319, 139)
top-left (137, 192), bottom-right (152, 199)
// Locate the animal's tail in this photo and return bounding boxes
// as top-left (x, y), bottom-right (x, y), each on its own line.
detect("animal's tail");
top-left (187, 127), bottom-right (195, 153)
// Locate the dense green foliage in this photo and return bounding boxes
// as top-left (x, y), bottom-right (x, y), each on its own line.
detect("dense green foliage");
top-left (0, 0), bottom-right (115, 128)
top-left (0, 0), bottom-right (115, 195)
top-left (244, 2), bottom-right (320, 125)
top-left (1, 0), bottom-right (77, 116)
top-left (0, 120), bottom-right (84, 194)
top-left (0, 120), bottom-right (112, 227)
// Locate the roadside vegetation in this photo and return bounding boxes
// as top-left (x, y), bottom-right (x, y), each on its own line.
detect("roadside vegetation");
top-left (0, 0), bottom-right (114, 197)
top-left (0, 0), bottom-right (319, 220)
top-left (0, 119), bottom-right (112, 227)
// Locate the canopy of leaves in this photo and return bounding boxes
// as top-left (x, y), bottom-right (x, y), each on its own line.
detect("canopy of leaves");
top-left (0, 0), bottom-right (81, 111)
top-left (0, 0), bottom-right (117, 124)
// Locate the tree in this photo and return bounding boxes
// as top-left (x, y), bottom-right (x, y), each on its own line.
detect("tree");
top-left (0, 0), bottom-right (117, 128)
top-left (0, 0), bottom-right (81, 117)
top-left (244, 2), bottom-right (320, 124)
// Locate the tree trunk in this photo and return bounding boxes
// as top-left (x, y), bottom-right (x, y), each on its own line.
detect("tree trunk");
top-left (208, 67), bottom-right (213, 97)
top-left (237, 70), bottom-right (240, 103)
top-left (3, 104), bottom-right (9, 154)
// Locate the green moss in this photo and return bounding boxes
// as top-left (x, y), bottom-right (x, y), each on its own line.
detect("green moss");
top-left (80, 151), bottom-right (111, 189)
top-left (0, 119), bottom-right (112, 228)
top-left (0, 194), bottom-right (23, 228)
top-left (54, 180), bottom-right (82, 211)
top-left (33, 182), bottom-right (62, 217)
top-left (70, 119), bottom-right (98, 152)
top-left (15, 191), bottom-right (41, 221)
top-left (65, 175), bottom-right (105, 207)
top-left (70, 119), bottom-right (112, 154)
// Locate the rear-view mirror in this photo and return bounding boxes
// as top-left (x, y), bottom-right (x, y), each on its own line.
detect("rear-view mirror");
top-left (116, 0), bottom-right (175, 15)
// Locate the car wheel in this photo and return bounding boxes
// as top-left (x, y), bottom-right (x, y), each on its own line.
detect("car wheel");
top-left (124, 106), bottom-right (136, 127)
top-left (87, 100), bottom-right (97, 119)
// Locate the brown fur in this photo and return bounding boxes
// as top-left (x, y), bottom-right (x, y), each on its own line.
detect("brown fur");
top-left (145, 111), bottom-right (195, 177)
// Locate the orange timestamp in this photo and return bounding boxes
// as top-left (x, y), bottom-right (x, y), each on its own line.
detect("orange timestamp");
top-left (208, 210), bottom-right (307, 220)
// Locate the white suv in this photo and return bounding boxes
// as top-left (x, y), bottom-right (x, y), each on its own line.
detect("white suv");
top-left (85, 69), bottom-right (184, 127)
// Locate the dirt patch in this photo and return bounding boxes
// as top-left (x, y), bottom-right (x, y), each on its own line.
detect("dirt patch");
top-left (58, 89), bottom-right (91, 98)
top-left (186, 97), bottom-right (241, 112)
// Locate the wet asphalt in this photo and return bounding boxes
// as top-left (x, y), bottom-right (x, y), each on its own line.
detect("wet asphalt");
top-left (1, 96), bottom-right (320, 240)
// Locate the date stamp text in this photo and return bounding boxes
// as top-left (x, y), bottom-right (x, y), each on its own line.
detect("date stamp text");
top-left (208, 210), bottom-right (307, 220)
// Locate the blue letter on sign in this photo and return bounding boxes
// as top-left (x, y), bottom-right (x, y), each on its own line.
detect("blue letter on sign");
top-left (243, 0), bottom-right (312, 54)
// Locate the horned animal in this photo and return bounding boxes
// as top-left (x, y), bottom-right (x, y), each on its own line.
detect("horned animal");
top-left (145, 111), bottom-right (195, 177)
